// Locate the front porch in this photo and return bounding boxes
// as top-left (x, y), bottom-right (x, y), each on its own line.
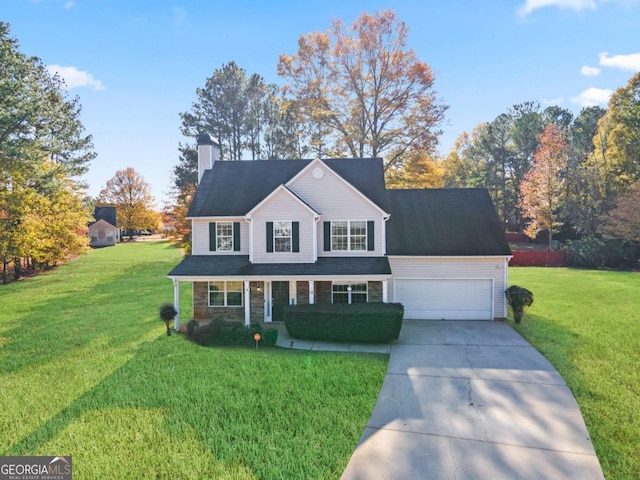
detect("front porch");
top-left (171, 278), bottom-right (389, 330)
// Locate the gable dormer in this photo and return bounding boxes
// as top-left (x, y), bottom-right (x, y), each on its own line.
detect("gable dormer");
top-left (246, 185), bottom-right (320, 264)
top-left (286, 159), bottom-right (390, 257)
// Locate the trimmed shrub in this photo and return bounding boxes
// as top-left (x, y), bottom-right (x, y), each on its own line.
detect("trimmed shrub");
top-left (159, 303), bottom-right (177, 336)
top-left (186, 319), bottom-right (278, 347)
top-left (284, 302), bottom-right (403, 343)
top-left (186, 319), bottom-right (198, 337)
top-left (505, 285), bottom-right (534, 324)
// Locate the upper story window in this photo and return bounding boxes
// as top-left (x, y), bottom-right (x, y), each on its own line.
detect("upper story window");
top-left (331, 220), bottom-right (367, 251)
top-left (209, 222), bottom-right (241, 252)
top-left (274, 221), bottom-right (292, 252)
top-left (216, 222), bottom-right (233, 251)
top-left (267, 221), bottom-right (299, 253)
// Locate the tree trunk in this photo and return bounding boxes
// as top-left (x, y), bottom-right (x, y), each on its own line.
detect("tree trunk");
top-left (514, 310), bottom-right (523, 324)
top-left (165, 320), bottom-right (172, 336)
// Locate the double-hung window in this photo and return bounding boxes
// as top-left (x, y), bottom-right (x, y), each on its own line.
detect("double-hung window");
top-left (209, 281), bottom-right (243, 307)
top-left (216, 222), bottom-right (233, 251)
top-left (331, 220), bottom-right (367, 251)
top-left (332, 282), bottom-right (368, 304)
top-left (274, 221), bottom-right (292, 252)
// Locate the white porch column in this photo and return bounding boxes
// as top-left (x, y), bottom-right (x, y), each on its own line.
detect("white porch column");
top-left (290, 281), bottom-right (297, 305)
top-left (173, 279), bottom-right (181, 330)
top-left (382, 279), bottom-right (388, 303)
top-left (308, 281), bottom-right (315, 304)
top-left (244, 281), bottom-right (250, 326)
top-left (264, 281), bottom-right (272, 322)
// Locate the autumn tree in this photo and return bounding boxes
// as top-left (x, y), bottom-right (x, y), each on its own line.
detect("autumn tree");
top-left (0, 22), bottom-right (94, 281)
top-left (519, 125), bottom-right (568, 246)
top-left (278, 10), bottom-right (447, 174)
top-left (386, 153), bottom-right (444, 188)
top-left (600, 180), bottom-right (640, 243)
top-left (98, 168), bottom-right (157, 239)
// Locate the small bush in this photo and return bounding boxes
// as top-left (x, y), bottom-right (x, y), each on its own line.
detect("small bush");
top-left (159, 303), bottom-right (177, 336)
top-left (284, 302), bottom-right (403, 343)
top-left (505, 285), bottom-right (534, 324)
top-left (186, 319), bottom-right (198, 337)
top-left (186, 319), bottom-right (278, 347)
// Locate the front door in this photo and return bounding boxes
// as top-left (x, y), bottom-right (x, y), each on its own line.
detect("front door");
top-left (272, 281), bottom-right (290, 322)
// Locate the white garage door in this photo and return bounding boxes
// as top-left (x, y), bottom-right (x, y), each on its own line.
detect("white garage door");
top-left (395, 279), bottom-right (493, 320)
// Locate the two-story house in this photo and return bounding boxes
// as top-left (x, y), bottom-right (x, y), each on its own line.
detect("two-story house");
top-left (167, 134), bottom-right (512, 329)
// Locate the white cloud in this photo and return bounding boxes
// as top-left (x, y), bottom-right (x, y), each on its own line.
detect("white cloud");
top-left (64, 1), bottom-right (75, 9)
top-left (599, 52), bottom-right (640, 72)
top-left (581, 65), bottom-right (601, 76)
top-left (571, 87), bottom-right (613, 106)
top-left (518, 0), bottom-right (596, 15)
top-left (542, 97), bottom-right (565, 105)
top-left (46, 64), bottom-right (104, 91)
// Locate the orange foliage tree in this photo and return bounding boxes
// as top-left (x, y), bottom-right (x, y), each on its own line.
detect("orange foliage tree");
top-left (278, 10), bottom-right (447, 173)
top-left (519, 124), bottom-right (568, 246)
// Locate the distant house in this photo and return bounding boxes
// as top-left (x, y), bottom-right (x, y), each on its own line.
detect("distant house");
top-left (167, 135), bottom-right (512, 329)
top-left (88, 206), bottom-right (119, 247)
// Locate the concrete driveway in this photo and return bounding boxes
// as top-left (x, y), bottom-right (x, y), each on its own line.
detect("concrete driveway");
top-left (341, 320), bottom-right (604, 480)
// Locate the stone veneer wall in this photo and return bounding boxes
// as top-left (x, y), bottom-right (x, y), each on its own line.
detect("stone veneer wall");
top-left (250, 282), bottom-right (264, 323)
top-left (368, 281), bottom-right (383, 302)
top-left (315, 281), bottom-right (332, 304)
top-left (296, 281), bottom-right (309, 304)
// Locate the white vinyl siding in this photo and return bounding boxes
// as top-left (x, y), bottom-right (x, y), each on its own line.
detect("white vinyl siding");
top-left (251, 189), bottom-right (315, 263)
top-left (389, 257), bottom-right (509, 319)
top-left (286, 163), bottom-right (386, 257)
top-left (191, 218), bottom-right (249, 255)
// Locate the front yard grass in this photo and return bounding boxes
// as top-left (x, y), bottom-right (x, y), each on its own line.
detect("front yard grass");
top-left (0, 242), bottom-right (388, 479)
top-left (509, 267), bottom-right (639, 480)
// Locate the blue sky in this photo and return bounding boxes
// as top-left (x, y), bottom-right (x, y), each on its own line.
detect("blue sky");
top-left (4, 0), bottom-right (640, 205)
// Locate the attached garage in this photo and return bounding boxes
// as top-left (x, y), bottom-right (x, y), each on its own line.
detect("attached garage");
top-left (394, 278), bottom-right (494, 320)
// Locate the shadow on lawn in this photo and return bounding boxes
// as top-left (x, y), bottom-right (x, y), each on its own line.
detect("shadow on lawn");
top-left (0, 251), bottom-right (179, 375)
top-left (5, 332), bottom-right (385, 478)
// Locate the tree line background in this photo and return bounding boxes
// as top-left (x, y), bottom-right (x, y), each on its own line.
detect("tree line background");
top-left (166, 10), bottom-right (640, 266)
top-left (2, 8), bottom-right (639, 281)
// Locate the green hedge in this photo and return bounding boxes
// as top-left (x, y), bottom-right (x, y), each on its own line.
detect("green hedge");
top-left (186, 320), bottom-right (278, 347)
top-left (283, 302), bottom-right (404, 343)
top-left (567, 237), bottom-right (639, 269)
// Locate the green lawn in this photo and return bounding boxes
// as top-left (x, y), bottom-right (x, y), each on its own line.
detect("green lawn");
top-left (0, 242), bottom-right (388, 479)
top-left (509, 267), bottom-right (640, 480)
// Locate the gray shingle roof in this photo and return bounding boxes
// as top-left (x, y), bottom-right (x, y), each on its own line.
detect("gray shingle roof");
top-left (385, 189), bottom-right (512, 256)
top-left (188, 158), bottom-right (388, 217)
top-left (168, 255), bottom-right (392, 277)
top-left (91, 206), bottom-right (117, 227)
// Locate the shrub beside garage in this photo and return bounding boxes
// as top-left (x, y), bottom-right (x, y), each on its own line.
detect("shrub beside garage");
top-left (284, 302), bottom-right (404, 343)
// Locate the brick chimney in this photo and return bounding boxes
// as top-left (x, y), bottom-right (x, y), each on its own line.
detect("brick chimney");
top-left (197, 134), bottom-right (220, 183)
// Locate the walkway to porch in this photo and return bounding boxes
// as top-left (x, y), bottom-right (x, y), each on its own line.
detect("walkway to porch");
top-left (269, 322), bottom-right (391, 354)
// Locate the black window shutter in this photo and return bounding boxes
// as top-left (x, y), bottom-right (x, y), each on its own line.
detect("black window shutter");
top-left (209, 222), bottom-right (216, 251)
top-left (233, 222), bottom-right (241, 251)
top-left (292, 222), bottom-right (299, 252)
top-left (266, 222), bottom-right (274, 252)
top-left (367, 221), bottom-right (375, 251)
top-left (324, 222), bottom-right (331, 251)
